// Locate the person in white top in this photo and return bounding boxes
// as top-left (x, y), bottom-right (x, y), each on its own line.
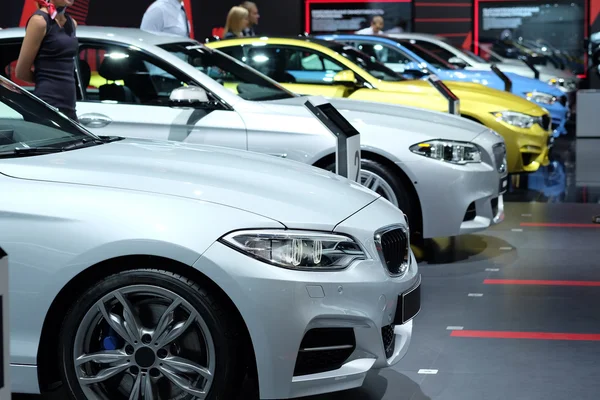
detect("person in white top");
top-left (140, 0), bottom-right (191, 37)
top-left (355, 16), bottom-right (384, 35)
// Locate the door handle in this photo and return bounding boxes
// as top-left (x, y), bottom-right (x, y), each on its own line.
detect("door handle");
top-left (79, 113), bottom-right (112, 128)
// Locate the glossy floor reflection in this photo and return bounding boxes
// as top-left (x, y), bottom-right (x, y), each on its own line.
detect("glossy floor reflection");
top-left (504, 132), bottom-right (600, 203)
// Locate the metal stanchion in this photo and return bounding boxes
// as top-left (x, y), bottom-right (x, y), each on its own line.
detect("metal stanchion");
top-left (425, 75), bottom-right (460, 115)
top-left (0, 248), bottom-right (8, 399)
top-left (305, 97), bottom-right (361, 183)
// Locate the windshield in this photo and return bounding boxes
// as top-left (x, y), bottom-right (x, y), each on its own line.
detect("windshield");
top-left (160, 43), bottom-right (297, 101)
top-left (335, 46), bottom-right (405, 82)
top-left (0, 78), bottom-right (97, 154)
top-left (396, 40), bottom-right (457, 70)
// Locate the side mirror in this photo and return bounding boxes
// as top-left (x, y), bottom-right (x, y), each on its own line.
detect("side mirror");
top-left (169, 86), bottom-right (210, 107)
top-left (448, 56), bottom-right (468, 68)
top-left (333, 70), bottom-right (357, 86)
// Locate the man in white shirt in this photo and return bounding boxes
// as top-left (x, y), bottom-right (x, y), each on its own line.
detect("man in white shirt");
top-left (141, 0), bottom-right (191, 37)
top-left (355, 16), bottom-right (384, 35)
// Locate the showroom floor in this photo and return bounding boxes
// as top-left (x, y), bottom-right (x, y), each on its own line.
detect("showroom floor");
top-left (14, 135), bottom-right (600, 400)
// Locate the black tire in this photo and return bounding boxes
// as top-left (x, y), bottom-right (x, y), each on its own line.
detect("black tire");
top-left (325, 158), bottom-right (419, 234)
top-left (57, 269), bottom-right (247, 400)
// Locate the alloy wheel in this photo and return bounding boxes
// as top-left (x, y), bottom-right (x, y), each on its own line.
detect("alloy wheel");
top-left (72, 285), bottom-right (216, 400)
top-left (361, 169), bottom-right (399, 207)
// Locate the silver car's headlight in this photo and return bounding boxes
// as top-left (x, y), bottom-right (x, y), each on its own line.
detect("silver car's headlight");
top-left (524, 91), bottom-right (557, 105)
top-left (492, 111), bottom-right (537, 129)
top-left (220, 229), bottom-right (367, 270)
top-left (409, 140), bottom-right (481, 165)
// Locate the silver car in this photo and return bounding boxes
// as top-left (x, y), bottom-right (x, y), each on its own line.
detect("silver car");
top-left (0, 76), bottom-right (420, 399)
top-left (0, 27), bottom-right (508, 239)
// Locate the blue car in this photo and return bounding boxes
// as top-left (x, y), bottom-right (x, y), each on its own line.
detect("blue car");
top-left (316, 34), bottom-right (569, 137)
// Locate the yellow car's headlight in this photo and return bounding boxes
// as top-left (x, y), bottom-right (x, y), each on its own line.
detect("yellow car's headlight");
top-left (492, 111), bottom-right (537, 129)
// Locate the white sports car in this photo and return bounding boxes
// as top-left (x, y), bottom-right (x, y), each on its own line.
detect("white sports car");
top-left (0, 27), bottom-right (508, 239)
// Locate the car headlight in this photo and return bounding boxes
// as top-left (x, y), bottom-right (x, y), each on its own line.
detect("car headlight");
top-left (409, 140), bottom-right (481, 164)
top-left (524, 91), bottom-right (557, 105)
top-left (219, 229), bottom-right (367, 270)
top-left (547, 77), bottom-right (565, 87)
top-left (491, 111), bottom-right (537, 129)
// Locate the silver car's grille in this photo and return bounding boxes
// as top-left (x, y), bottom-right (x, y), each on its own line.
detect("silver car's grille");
top-left (492, 143), bottom-right (507, 174)
top-left (375, 226), bottom-right (409, 276)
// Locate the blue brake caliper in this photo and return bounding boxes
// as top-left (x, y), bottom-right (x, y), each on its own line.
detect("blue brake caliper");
top-left (102, 326), bottom-right (121, 351)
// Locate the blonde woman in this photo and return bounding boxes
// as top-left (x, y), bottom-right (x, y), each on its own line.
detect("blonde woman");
top-left (223, 6), bottom-right (249, 39)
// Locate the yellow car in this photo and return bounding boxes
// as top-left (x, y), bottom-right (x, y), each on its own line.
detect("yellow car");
top-left (208, 36), bottom-right (552, 173)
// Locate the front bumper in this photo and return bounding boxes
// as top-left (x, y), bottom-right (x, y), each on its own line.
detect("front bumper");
top-left (482, 116), bottom-right (551, 173)
top-left (195, 198), bottom-right (420, 399)
top-left (397, 133), bottom-right (506, 238)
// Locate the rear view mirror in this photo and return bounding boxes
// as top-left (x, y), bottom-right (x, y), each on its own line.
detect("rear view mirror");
top-left (169, 86), bottom-right (210, 107)
top-left (333, 70), bottom-right (357, 86)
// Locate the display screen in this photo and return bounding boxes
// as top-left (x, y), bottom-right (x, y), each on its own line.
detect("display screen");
top-left (305, 0), bottom-right (412, 34)
top-left (475, 0), bottom-right (586, 73)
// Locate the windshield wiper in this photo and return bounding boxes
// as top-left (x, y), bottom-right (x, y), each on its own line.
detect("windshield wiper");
top-left (0, 137), bottom-right (106, 158)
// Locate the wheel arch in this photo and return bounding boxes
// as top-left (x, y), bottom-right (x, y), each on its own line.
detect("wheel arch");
top-left (37, 254), bottom-right (257, 393)
top-left (312, 150), bottom-right (423, 237)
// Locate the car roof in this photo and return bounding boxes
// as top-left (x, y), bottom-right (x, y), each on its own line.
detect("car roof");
top-left (212, 35), bottom-right (349, 52)
top-left (0, 26), bottom-right (197, 47)
top-left (386, 33), bottom-right (445, 42)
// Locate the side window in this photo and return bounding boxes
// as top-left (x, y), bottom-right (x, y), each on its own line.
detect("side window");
top-left (78, 43), bottom-right (193, 106)
top-left (231, 45), bottom-right (345, 85)
top-left (0, 43), bottom-right (36, 91)
top-left (357, 43), bottom-right (412, 64)
top-left (414, 41), bottom-right (457, 63)
top-left (242, 46), bottom-right (297, 83)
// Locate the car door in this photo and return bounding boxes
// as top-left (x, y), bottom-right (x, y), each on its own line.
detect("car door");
top-left (76, 41), bottom-right (246, 149)
top-left (220, 45), bottom-right (353, 98)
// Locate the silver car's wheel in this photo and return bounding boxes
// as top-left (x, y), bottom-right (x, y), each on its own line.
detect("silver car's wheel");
top-left (360, 169), bottom-right (399, 207)
top-left (72, 284), bottom-right (216, 399)
top-left (55, 271), bottom-right (247, 400)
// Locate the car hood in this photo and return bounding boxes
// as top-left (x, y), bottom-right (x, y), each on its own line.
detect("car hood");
top-left (469, 62), bottom-right (576, 81)
top-left (265, 96), bottom-right (487, 142)
top-left (450, 69), bottom-right (564, 96)
top-left (378, 79), bottom-right (547, 115)
top-left (0, 139), bottom-right (380, 230)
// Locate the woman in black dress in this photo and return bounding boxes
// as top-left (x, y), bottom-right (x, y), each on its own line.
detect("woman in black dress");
top-left (16, 0), bottom-right (79, 121)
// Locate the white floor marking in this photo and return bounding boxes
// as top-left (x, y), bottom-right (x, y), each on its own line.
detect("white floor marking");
top-left (486, 268), bottom-right (500, 272)
top-left (511, 229), bottom-right (523, 232)
top-left (418, 369), bottom-right (439, 375)
top-left (500, 247), bottom-right (513, 250)
top-left (446, 326), bottom-right (464, 330)
top-left (468, 293), bottom-right (484, 297)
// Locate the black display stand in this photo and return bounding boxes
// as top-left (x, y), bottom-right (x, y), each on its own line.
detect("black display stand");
top-left (305, 98), bottom-right (361, 182)
top-left (490, 64), bottom-right (513, 92)
top-left (425, 75), bottom-right (460, 115)
top-left (0, 247), bottom-right (7, 396)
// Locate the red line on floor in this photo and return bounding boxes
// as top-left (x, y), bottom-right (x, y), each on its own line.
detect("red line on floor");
top-left (451, 330), bottom-right (600, 341)
top-left (484, 279), bottom-right (600, 287)
top-left (520, 222), bottom-right (600, 228)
